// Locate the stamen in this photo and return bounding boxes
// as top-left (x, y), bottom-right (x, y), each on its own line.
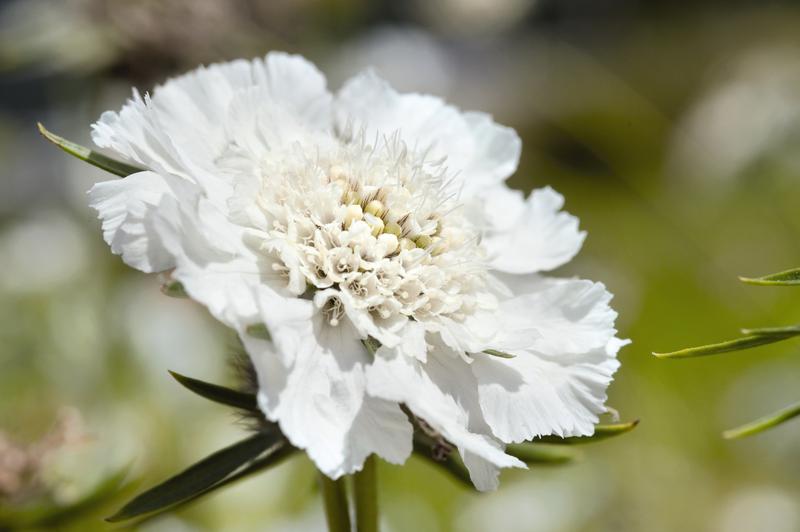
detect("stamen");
top-left (322, 296), bottom-right (345, 327)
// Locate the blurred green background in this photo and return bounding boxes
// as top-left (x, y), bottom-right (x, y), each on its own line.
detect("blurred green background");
top-left (2, 0), bottom-right (800, 530)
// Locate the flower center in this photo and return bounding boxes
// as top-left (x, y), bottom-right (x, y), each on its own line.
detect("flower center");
top-left (248, 134), bottom-right (492, 326)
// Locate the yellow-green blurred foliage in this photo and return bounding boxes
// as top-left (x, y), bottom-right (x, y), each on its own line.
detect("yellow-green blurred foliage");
top-left (2, 1), bottom-right (800, 530)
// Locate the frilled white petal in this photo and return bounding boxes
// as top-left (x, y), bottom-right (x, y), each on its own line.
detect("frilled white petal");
top-left (346, 395), bottom-right (414, 470)
top-left (92, 52), bottom-right (332, 200)
top-left (431, 310), bottom-right (501, 357)
top-left (473, 338), bottom-right (626, 443)
top-left (366, 340), bottom-right (525, 490)
top-left (461, 451), bottom-right (503, 491)
top-left (88, 171), bottom-right (182, 273)
top-left (246, 300), bottom-right (412, 477)
top-left (496, 275), bottom-right (618, 355)
top-left (334, 70), bottom-right (520, 198)
top-left (483, 186), bottom-right (586, 274)
top-left (149, 194), bottom-right (266, 329)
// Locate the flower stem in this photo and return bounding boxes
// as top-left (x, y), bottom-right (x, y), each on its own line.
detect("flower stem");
top-left (353, 455), bottom-right (379, 532)
top-left (318, 471), bottom-right (351, 532)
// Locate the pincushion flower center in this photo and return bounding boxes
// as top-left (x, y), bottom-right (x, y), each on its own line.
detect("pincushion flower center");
top-left (254, 137), bottom-right (493, 326)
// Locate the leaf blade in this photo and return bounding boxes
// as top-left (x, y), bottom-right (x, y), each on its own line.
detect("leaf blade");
top-left (740, 268), bottom-right (800, 286)
top-left (37, 122), bottom-right (144, 177)
top-left (723, 402), bottom-right (800, 439)
top-left (106, 432), bottom-right (275, 522)
top-left (505, 443), bottom-right (578, 465)
top-left (131, 440), bottom-right (296, 527)
top-left (653, 333), bottom-right (800, 359)
top-left (741, 325), bottom-right (800, 337)
top-left (536, 420), bottom-right (639, 445)
top-left (168, 370), bottom-right (258, 412)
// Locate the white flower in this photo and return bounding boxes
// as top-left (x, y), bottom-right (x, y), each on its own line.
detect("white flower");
top-left (88, 52), bottom-right (626, 490)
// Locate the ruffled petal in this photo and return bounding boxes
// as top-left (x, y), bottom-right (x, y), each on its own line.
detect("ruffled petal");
top-left (334, 70), bottom-right (520, 198)
top-left (483, 186), bottom-right (586, 274)
top-left (87, 171), bottom-right (185, 273)
top-left (92, 52), bottom-right (332, 199)
top-left (473, 338), bottom-right (627, 443)
top-left (365, 340), bottom-right (525, 490)
top-left (149, 194), bottom-right (266, 328)
top-left (246, 303), bottom-right (412, 477)
top-left (461, 451), bottom-right (502, 492)
top-left (495, 275), bottom-right (618, 355)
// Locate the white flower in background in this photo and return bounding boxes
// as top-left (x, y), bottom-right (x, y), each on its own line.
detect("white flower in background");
top-left (88, 52), bottom-right (625, 490)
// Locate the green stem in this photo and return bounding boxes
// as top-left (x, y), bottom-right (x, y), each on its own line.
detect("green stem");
top-left (353, 455), bottom-right (379, 532)
top-left (318, 471), bottom-right (351, 532)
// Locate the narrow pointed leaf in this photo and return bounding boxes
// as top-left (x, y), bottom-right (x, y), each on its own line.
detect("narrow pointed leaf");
top-left (740, 268), bottom-right (800, 286)
top-left (653, 332), bottom-right (800, 359)
top-left (37, 123), bottom-right (144, 177)
top-left (741, 325), bottom-right (800, 337)
top-left (107, 432), bottom-right (277, 522)
top-left (482, 349), bottom-right (515, 359)
top-left (723, 402), bottom-right (800, 439)
top-left (168, 370), bottom-right (258, 412)
top-left (160, 281), bottom-right (187, 298)
top-left (506, 443), bottom-right (578, 464)
top-left (536, 420), bottom-right (639, 445)
top-left (132, 440), bottom-right (296, 527)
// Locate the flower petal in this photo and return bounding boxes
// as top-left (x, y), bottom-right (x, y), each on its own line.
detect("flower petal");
top-left (473, 338), bottom-right (626, 443)
top-left (149, 195), bottom-right (266, 328)
top-left (483, 186), bottom-right (586, 274)
top-left (88, 171), bottom-right (182, 273)
top-left (246, 306), bottom-right (412, 477)
top-left (366, 340), bottom-right (525, 489)
top-left (334, 70), bottom-right (520, 197)
top-left (92, 52), bottom-right (332, 198)
top-left (496, 275), bottom-right (618, 355)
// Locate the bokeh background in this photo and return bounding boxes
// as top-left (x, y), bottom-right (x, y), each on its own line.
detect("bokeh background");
top-left (2, 0), bottom-right (800, 530)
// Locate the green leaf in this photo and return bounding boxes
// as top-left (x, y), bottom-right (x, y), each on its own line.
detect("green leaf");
top-left (653, 331), bottom-right (800, 359)
top-left (168, 370), bottom-right (258, 412)
top-left (133, 440), bottom-right (296, 526)
top-left (740, 268), bottom-right (800, 286)
top-left (723, 402), bottom-right (800, 439)
top-left (506, 443), bottom-right (578, 464)
top-left (482, 349), bottom-right (516, 359)
top-left (107, 432), bottom-right (279, 522)
top-left (741, 325), bottom-right (800, 336)
top-left (160, 280), bottom-right (187, 298)
top-left (536, 420), bottom-right (639, 445)
top-left (246, 323), bottom-right (272, 341)
top-left (37, 123), bottom-right (144, 177)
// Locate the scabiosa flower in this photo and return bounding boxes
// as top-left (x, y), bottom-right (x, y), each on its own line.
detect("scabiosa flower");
top-left (88, 52), bottom-right (626, 490)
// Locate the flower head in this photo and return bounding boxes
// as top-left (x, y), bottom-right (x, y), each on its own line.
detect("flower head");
top-left (89, 52), bottom-right (626, 490)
